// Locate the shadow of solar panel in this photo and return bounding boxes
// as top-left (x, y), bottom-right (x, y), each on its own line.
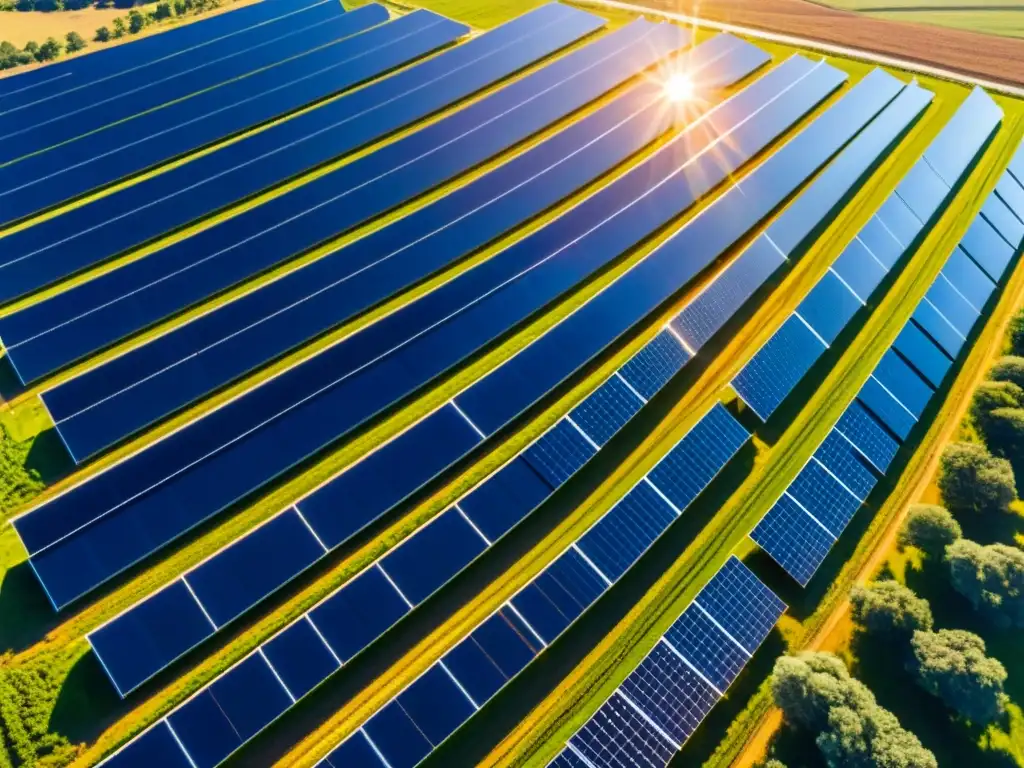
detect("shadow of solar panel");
top-left (942, 246), bottom-right (996, 310)
top-left (960, 215), bottom-right (1016, 282)
top-left (835, 401), bottom-right (900, 472)
top-left (787, 458), bottom-right (862, 537)
top-left (832, 238), bottom-right (889, 301)
top-left (893, 322), bottom-right (952, 389)
top-left (797, 269), bottom-right (864, 343)
top-left (894, 159), bottom-right (949, 223)
top-left (913, 300), bottom-right (965, 359)
top-left (732, 315), bottom-right (827, 421)
top-left (696, 555), bottom-right (786, 653)
top-left (662, 605), bottom-right (748, 691)
top-left (814, 430), bottom-right (879, 501)
top-left (858, 375), bottom-right (917, 440)
top-left (923, 86), bottom-right (1002, 188)
top-left (750, 494), bottom-right (835, 586)
top-left (982, 191), bottom-right (1024, 249)
top-left (570, 693), bottom-right (679, 767)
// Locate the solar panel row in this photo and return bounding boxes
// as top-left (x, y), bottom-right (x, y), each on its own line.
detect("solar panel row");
top-left (1, 5), bottom-right (458, 219)
top-left (42, 19), bottom-right (712, 457)
top-left (85, 31), bottom-right (770, 698)
top-left (315, 405), bottom-right (749, 768)
top-left (751, 163), bottom-right (1024, 584)
top-left (732, 85), bottom-right (999, 422)
top-left (97, 404), bottom-right (748, 768)
top-left (549, 557), bottom-right (785, 768)
top-left (0, 0), bottom-right (332, 109)
top-left (18, 51), bottom-right (835, 612)
top-left (0, 0), bottom-right (355, 163)
top-left (0, 1), bottom-right (588, 259)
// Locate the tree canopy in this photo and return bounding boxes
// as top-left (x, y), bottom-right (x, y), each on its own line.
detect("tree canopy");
top-left (772, 652), bottom-right (937, 768)
top-left (989, 355), bottom-right (1024, 391)
top-left (909, 629), bottom-right (1007, 725)
top-left (850, 581), bottom-right (934, 638)
top-left (898, 504), bottom-right (962, 557)
top-left (1006, 311), bottom-right (1024, 357)
top-left (947, 539), bottom-right (1024, 627)
top-left (981, 408), bottom-right (1024, 477)
top-left (938, 442), bottom-right (1016, 515)
top-left (970, 380), bottom-right (1023, 435)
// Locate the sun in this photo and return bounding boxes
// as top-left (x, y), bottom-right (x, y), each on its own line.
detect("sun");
top-left (664, 72), bottom-right (694, 102)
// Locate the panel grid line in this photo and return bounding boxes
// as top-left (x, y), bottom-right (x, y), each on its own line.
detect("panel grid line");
top-left (376, 563), bottom-right (415, 610)
top-left (810, 455), bottom-right (864, 503)
top-left (180, 576), bottom-right (218, 630)
top-left (615, 689), bottom-right (683, 749)
top-left (293, 505), bottom-right (329, 553)
top-left (792, 309), bottom-right (831, 348)
top-left (691, 601), bottom-right (752, 660)
top-left (659, 636), bottom-right (725, 696)
top-left (571, 543), bottom-right (614, 587)
top-left (566, 415), bottom-right (603, 452)
top-left (615, 371), bottom-right (649, 403)
top-left (783, 491), bottom-right (839, 540)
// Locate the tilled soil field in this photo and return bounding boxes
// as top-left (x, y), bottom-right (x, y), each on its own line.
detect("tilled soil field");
top-left (634, 0), bottom-right (1024, 86)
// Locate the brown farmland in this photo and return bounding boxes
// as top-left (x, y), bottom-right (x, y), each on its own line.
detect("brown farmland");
top-left (633, 0), bottom-right (1024, 86)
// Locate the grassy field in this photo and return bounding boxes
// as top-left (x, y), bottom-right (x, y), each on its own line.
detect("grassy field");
top-left (813, 0), bottom-right (1024, 39)
top-left (0, 0), bottom-right (1022, 766)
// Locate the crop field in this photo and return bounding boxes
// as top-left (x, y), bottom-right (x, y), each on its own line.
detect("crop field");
top-left (0, 0), bottom-right (1023, 767)
top-left (815, 0), bottom-right (1024, 40)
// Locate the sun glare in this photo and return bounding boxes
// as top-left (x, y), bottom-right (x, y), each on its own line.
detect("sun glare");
top-left (664, 72), bottom-right (693, 102)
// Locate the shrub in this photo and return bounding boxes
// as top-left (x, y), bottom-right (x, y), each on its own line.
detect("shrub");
top-left (95, 25), bottom-right (111, 42)
top-left (850, 580), bottom-right (933, 638)
top-left (970, 380), bottom-right (1023, 434)
top-left (990, 355), bottom-right (1024, 390)
top-left (898, 504), bottom-right (962, 557)
top-left (938, 442), bottom-right (1016, 515)
top-left (65, 30), bottom-right (86, 53)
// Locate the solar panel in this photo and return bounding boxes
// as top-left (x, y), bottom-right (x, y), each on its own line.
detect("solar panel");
top-left (796, 269), bottom-right (864, 343)
top-left (913, 300), bottom-right (966, 359)
top-left (960, 215), bottom-right (1016, 282)
top-left (922, 86), bottom-right (1002, 187)
top-left (857, 375), bottom-right (918, 440)
top-left (857, 215), bottom-right (905, 269)
top-left (662, 605), bottom-right (748, 690)
top-left (892, 322), bottom-right (953, 389)
top-left (570, 692), bottom-right (679, 767)
top-left (524, 421), bottom-right (599, 489)
top-left (926, 278), bottom-right (979, 337)
top-left (941, 246), bottom-right (997, 310)
top-left (996, 172), bottom-right (1024, 223)
top-left (982, 190), bottom-right (1024, 248)
top-left (832, 238), bottom-right (889, 301)
top-left (876, 194), bottom-right (924, 248)
top-left (570, 375), bottom-right (646, 446)
top-left (873, 348), bottom-right (935, 418)
top-left (732, 315), bottom-right (828, 421)
top-left (750, 494), bottom-right (836, 586)
top-left (894, 159), bottom-right (949, 223)
top-left (814, 430), bottom-right (879, 500)
top-left (787, 458), bottom-right (863, 536)
top-left (618, 329), bottom-right (693, 400)
top-left (695, 555), bottom-right (787, 653)
top-left (835, 400), bottom-right (901, 472)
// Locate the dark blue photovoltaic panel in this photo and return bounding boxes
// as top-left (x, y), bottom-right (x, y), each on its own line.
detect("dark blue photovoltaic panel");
top-left (787, 458), bottom-right (862, 537)
top-left (694, 556), bottom-right (786, 655)
top-left (100, 722), bottom-right (195, 768)
top-left (858, 375), bottom-right (917, 440)
top-left (396, 665), bottom-right (476, 745)
top-left (510, 582), bottom-right (574, 644)
top-left (188, 508), bottom-right (325, 628)
top-left (379, 507), bottom-right (487, 605)
top-left (835, 401), bottom-right (901, 472)
top-left (873, 349), bottom-right (934, 418)
top-left (441, 637), bottom-right (508, 706)
top-left (832, 238), bottom-right (889, 301)
top-left (362, 702), bottom-right (433, 768)
top-left (857, 215), bottom-right (905, 269)
top-left (262, 618), bottom-right (340, 700)
top-left (548, 750), bottom-right (589, 768)
top-left (942, 246), bottom-right (996, 310)
top-left (89, 580), bottom-right (214, 697)
top-left (577, 482), bottom-right (677, 582)
top-left (309, 567), bottom-right (409, 663)
top-left (166, 691), bottom-right (240, 768)
top-left (569, 375), bottom-right (645, 447)
top-left (671, 236), bottom-right (786, 351)
top-left (570, 693), bottom-right (677, 767)
top-left (523, 420), bottom-right (597, 489)
top-left (619, 642), bottom-right (719, 743)
top-left (732, 316), bottom-right (827, 421)
top-left (538, 548), bottom-right (608, 617)
top-left (926, 277), bottom-right (979, 337)
top-left (982, 191), bottom-right (1024, 248)
top-left (876, 194), bottom-right (923, 248)
top-left (960, 214), bottom-right (1016, 282)
top-left (796, 269), bottom-right (863, 344)
top-left (321, 731), bottom-right (387, 768)
top-left (470, 607), bottom-right (543, 679)
top-left (922, 86), bottom-right (1001, 188)
top-left (618, 329), bottom-right (692, 400)
top-left (913, 300), bottom-right (965, 359)
top-left (893, 322), bottom-right (953, 388)
top-left (814, 431), bottom-right (878, 501)
top-left (996, 172), bottom-right (1024, 223)
top-left (459, 457), bottom-right (553, 543)
top-left (647, 405), bottom-right (749, 511)
top-left (663, 605), bottom-right (747, 691)
top-left (894, 160), bottom-right (949, 223)
top-left (750, 494), bottom-right (835, 586)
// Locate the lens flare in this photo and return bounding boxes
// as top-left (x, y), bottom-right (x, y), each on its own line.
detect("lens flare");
top-left (664, 72), bottom-right (693, 102)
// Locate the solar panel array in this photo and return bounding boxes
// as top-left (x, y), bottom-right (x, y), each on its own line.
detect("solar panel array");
top-left (750, 156), bottom-right (1024, 585)
top-left (548, 557), bottom-right (785, 768)
top-left (86, 52), bottom-right (898, 701)
top-left (732, 86), bottom-right (1001, 422)
top-left (314, 404), bottom-right (749, 768)
top-left (16, 47), bottom-right (843, 613)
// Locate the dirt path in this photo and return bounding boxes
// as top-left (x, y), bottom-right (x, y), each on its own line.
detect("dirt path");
top-left (732, 257), bottom-right (1024, 767)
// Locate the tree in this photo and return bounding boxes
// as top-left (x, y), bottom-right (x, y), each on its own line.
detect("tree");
top-left (989, 356), bottom-right (1024, 391)
top-left (153, 1), bottom-right (172, 19)
top-left (65, 31), bottom-right (86, 53)
top-left (938, 442), bottom-right (1016, 515)
top-left (37, 37), bottom-right (62, 61)
top-left (982, 408), bottom-right (1024, 476)
top-left (970, 380), bottom-right (1023, 434)
top-left (173, 0), bottom-right (187, 15)
top-left (1006, 311), bottom-right (1024, 356)
top-left (772, 652), bottom-right (937, 768)
top-left (95, 25), bottom-right (111, 42)
top-left (898, 504), bottom-right (962, 557)
top-left (22, 40), bottom-right (40, 61)
top-left (909, 629), bottom-right (1007, 724)
top-left (850, 581), bottom-right (933, 638)
top-left (128, 8), bottom-right (146, 33)
top-left (947, 539), bottom-right (1024, 627)
top-left (112, 16), bottom-right (126, 37)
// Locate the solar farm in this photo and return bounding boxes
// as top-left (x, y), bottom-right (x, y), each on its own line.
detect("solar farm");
top-left (0, 0), bottom-right (1022, 765)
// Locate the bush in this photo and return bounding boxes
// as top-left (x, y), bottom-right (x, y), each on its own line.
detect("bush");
top-left (898, 504), bottom-right (962, 557)
top-left (982, 407), bottom-right (1024, 475)
top-left (938, 442), bottom-right (1016, 515)
top-left (947, 539), bottom-right (1024, 627)
top-left (65, 30), bottom-right (86, 53)
top-left (95, 25), bottom-right (111, 42)
top-left (970, 380), bottom-right (1023, 434)
top-left (990, 355), bottom-right (1024, 391)
top-left (772, 652), bottom-right (937, 768)
top-left (113, 16), bottom-right (126, 37)
top-left (153, 1), bottom-right (172, 19)
top-left (1006, 311), bottom-right (1024, 356)
top-left (851, 581), bottom-right (933, 638)
top-left (909, 629), bottom-right (1007, 724)
top-left (37, 36), bottom-right (62, 61)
